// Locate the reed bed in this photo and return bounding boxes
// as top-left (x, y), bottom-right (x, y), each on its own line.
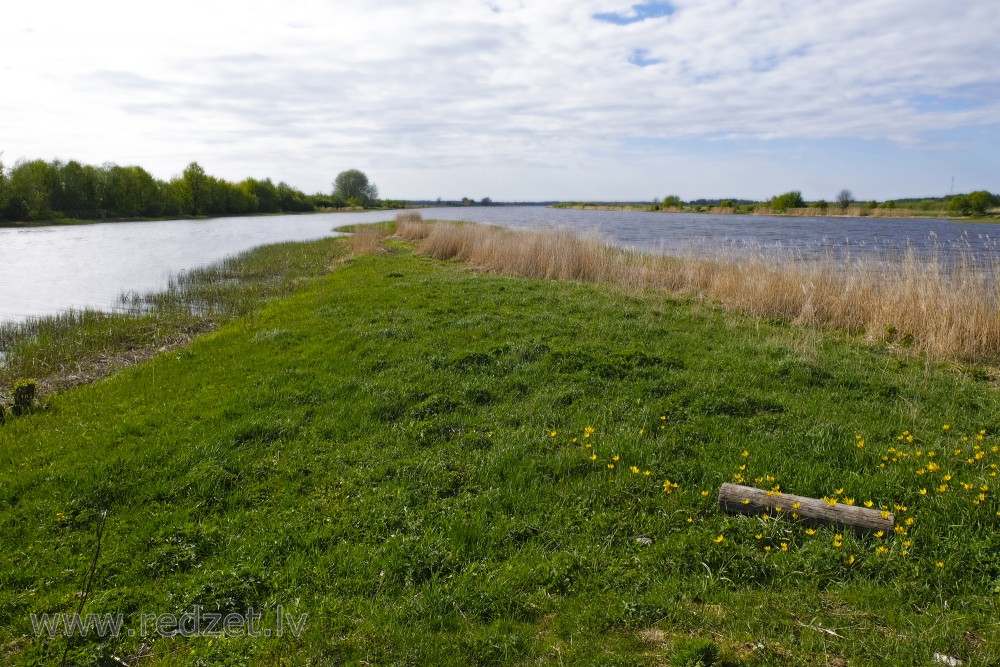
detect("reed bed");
top-left (396, 214), bottom-right (1000, 362)
top-left (348, 221), bottom-right (392, 254)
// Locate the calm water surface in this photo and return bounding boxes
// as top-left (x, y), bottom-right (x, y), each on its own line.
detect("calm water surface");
top-left (2, 207), bottom-right (999, 324)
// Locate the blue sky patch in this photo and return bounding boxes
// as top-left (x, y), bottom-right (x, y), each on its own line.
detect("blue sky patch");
top-left (595, 1), bottom-right (675, 25)
top-left (629, 48), bottom-right (662, 67)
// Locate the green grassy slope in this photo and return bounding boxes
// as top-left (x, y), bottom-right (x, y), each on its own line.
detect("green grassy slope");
top-left (2, 241), bottom-right (998, 666)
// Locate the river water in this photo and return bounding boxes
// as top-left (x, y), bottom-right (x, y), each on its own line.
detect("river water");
top-left (1, 207), bottom-right (998, 324)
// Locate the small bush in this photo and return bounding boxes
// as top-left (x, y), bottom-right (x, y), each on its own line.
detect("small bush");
top-left (12, 378), bottom-right (36, 416)
top-left (670, 637), bottom-right (719, 667)
top-left (770, 190), bottom-right (804, 212)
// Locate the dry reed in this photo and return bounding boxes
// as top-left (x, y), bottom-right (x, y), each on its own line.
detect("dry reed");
top-left (394, 214), bottom-right (1000, 362)
top-left (349, 222), bottom-right (392, 254)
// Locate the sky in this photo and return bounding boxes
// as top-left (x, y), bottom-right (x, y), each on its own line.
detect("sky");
top-left (1, 0), bottom-right (999, 201)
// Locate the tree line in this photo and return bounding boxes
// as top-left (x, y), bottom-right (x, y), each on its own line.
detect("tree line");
top-left (0, 157), bottom-right (395, 223)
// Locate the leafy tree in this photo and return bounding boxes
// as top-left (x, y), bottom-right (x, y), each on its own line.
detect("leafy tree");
top-left (1, 196), bottom-right (29, 222)
top-left (948, 195), bottom-right (971, 216)
top-left (333, 169), bottom-right (379, 208)
top-left (967, 190), bottom-right (996, 215)
top-left (812, 199), bottom-right (829, 210)
top-left (182, 162), bottom-right (211, 215)
top-left (480, 197), bottom-right (493, 206)
top-left (8, 159), bottom-right (61, 218)
top-left (770, 190), bottom-right (804, 212)
top-left (662, 195), bottom-right (682, 208)
top-left (948, 191), bottom-right (996, 216)
top-left (837, 189), bottom-right (853, 210)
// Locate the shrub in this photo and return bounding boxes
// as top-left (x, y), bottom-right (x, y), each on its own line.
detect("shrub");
top-left (12, 378), bottom-right (36, 416)
top-left (1, 196), bottom-right (30, 222)
top-left (770, 190), bottom-right (804, 212)
top-left (662, 195), bottom-right (682, 208)
top-left (670, 637), bottom-right (719, 666)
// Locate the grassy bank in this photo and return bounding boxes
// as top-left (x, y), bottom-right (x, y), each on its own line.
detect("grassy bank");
top-left (0, 238), bottom-right (349, 405)
top-left (2, 230), bottom-right (1000, 666)
top-left (398, 216), bottom-right (1000, 363)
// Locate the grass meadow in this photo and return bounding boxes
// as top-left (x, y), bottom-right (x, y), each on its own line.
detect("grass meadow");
top-left (1, 222), bottom-right (999, 665)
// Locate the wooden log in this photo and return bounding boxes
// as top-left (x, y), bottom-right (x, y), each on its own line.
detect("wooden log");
top-left (718, 483), bottom-right (894, 534)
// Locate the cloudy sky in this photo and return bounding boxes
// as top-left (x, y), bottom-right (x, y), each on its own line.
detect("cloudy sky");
top-left (2, 0), bottom-right (998, 201)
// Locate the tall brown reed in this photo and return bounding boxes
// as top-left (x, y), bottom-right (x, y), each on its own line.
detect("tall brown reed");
top-left (394, 214), bottom-right (1000, 362)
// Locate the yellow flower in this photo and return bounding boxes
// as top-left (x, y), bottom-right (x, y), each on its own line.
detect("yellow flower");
top-left (900, 550), bottom-right (908, 557)
top-left (845, 555), bottom-right (855, 565)
top-left (927, 462), bottom-right (940, 472)
top-left (835, 488), bottom-right (844, 495)
top-left (844, 498), bottom-right (855, 506)
top-left (612, 455), bottom-right (620, 462)
top-left (638, 429), bottom-right (644, 436)
top-left (906, 435), bottom-right (914, 443)
top-left (857, 441), bottom-right (865, 448)
top-left (686, 517), bottom-right (693, 523)
top-left (630, 466), bottom-right (640, 474)
top-left (589, 454), bottom-right (597, 461)
top-left (714, 535), bottom-right (725, 543)
top-left (764, 545), bottom-right (771, 552)
top-left (550, 430), bottom-right (557, 437)
top-left (942, 424), bottom-right (950, 430)
top-left (864, 500), bottom-right (874, 508)
top-left (919, 488), bottom-right (927, 495)
top-left (937, 484), bottom-right (948, 493)
top-left (780, 543), bottom-right (788, 552)
top-left (936, 561), bottom-right (944, 568)
top-left (791, 513), bottom-right (799, 519)
top-left (741, 450), bottom-right (749, 457)
top-left (881, 511), bottom-right (891, 519)
top-left (701, 490), bottom-right (709, 497)
top-left (833, 540), bottom-right (843, 548)
top-left (894, 526), bottom-right (907, 535)
top-left (874, 531), bottom-right (884, 538)
top-left (916, 469), bottom-right (926, 475)
top-left (755, 533), bottom-right (763, 539)
top-left (792, 502), bottom-right (801, 510)
top-left (824, 497), bottom-right (838, 507)
top-left (877, 546), bottom-right (889, 555)
top-left (775, 506), bottom-right (783, 513)
top-left (643, 470), bottom-right (651, 476)
top-left (660, 415), bottom-right (666, 420)
top-left (608, 464), bottom-right (615, 470)
top-left (741, 498), bottom-right (750, 505)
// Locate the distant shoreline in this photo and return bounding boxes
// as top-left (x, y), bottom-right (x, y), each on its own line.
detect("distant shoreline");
top-left (549, 203), bottom-right (999, 223)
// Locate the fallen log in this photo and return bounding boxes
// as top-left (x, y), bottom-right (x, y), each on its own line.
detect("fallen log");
top-left (718, 483), bottom-right (894, 534)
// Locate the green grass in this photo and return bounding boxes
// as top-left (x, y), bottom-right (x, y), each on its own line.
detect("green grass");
top-left (2, 237), bottom-right (999, 666)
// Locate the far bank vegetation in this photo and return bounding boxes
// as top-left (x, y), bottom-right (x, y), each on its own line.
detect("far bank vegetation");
top-left (554, 189), bottom-right (1000, 220)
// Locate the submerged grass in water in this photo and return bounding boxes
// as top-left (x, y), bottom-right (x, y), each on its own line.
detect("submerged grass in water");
top-left (0, 238), bottom-right (347, 402)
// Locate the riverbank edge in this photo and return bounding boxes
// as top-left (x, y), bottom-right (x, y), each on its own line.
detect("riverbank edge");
top-left (0, 207), bottom-right (415, 229)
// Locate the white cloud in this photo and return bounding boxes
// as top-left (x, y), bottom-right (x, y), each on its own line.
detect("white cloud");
top-left (1, 0), bottom-right (998, 199)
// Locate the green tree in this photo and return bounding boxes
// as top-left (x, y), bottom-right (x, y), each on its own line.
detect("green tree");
top-left (333, 169), bottom-right (379, 208)
top-left (967, 190), bottom-right (996, 215)
top-left (182, 162), bottom-right (210, 215)
top-left (662, 195), bottom-right (682, 208)
top-left (948, 195), bottom-right (971, 216)
top-left (770, 190), bottom-right (804, 212)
